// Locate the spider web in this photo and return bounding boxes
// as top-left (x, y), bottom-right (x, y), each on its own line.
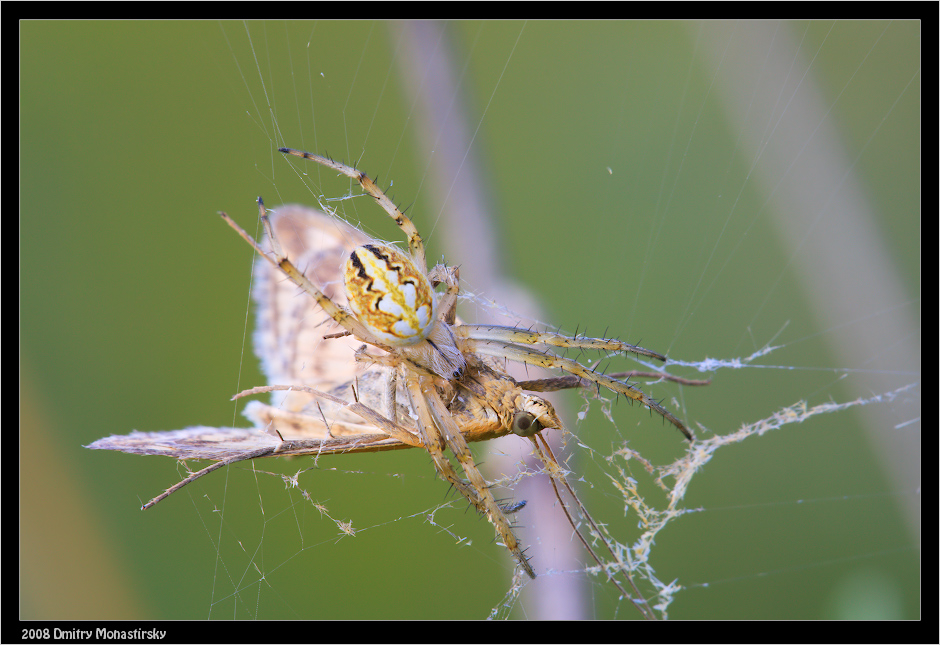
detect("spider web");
top-left (20, 20), bottom-right (917, 621)
top-left (186, 20), bottom-right (918, 620)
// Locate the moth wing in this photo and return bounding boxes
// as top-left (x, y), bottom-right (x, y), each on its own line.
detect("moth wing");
top-left (254, 204), bottom-right (375, 420)
top-left (88, 205), bottom-right (415, 460)
top-left (85, 405), bottom-right (411, 461)
top-left (85, 426), bottom-right (282, 460)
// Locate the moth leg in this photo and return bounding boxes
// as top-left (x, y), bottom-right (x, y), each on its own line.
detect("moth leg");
top-left (141, 382), bottom-right (427, 510)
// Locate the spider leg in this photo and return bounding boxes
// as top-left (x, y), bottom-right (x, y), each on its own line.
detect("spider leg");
top-left (517, 372), bottom-right (711, 392)
top-left (455, 324), bottom-right (667, 361)
top-left (279, 148), bottom-right (427, 269)
top-left (527, 432), bottom-right (657, 620)
top-left (404, 374), bottom-right (537, 579)
top-left (428, 263), bottom-right (460, 326)
top-left (460, 338), bottom-right (693, 440)
top-left (402, 375), bottom-right (487, 502)
top-left (221, 199), bottom-right (386, 347)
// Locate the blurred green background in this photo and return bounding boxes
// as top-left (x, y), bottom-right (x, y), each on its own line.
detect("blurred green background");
top-left (21, 20), bottom-right (919, 620)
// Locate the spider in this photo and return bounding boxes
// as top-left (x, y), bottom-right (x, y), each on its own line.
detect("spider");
top-left (88, 148), bottom-right (696, 581)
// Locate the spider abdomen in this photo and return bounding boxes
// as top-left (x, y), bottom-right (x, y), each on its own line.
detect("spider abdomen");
top-left (344, 243), bottom-right (435, 347)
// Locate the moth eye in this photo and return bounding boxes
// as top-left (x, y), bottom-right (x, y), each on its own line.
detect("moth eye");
top-left (344, 244), bottom-right (435, 347)
top-left (511, 411), bottom-right (541, 437)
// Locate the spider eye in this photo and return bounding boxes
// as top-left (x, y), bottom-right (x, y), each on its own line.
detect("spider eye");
top-left (511, 411), bottom-right (541, 437)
